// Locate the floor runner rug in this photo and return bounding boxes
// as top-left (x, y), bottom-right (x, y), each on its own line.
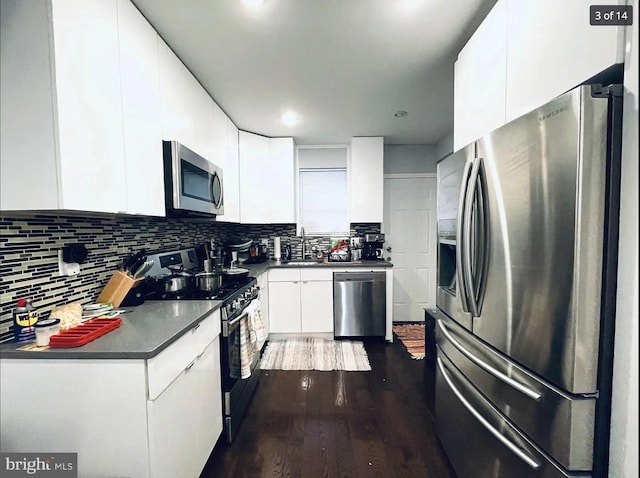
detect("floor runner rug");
top-left (393, 323), bottom-right (426, 360)
top-left (260, 337), bottom-right (371, 371)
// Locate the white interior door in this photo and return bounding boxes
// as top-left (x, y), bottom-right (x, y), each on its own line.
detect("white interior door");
top-left (383, 175), bottom-right (437, 322)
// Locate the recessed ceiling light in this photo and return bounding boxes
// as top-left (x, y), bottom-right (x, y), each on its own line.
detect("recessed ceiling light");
top-left (394, 111), bottom-right (408, 118)
top-left (281, 110), bottom-right (300, 127)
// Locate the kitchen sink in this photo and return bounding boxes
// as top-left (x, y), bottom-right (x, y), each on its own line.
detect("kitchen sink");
top-left (281, 261), bottom-right (322, 266)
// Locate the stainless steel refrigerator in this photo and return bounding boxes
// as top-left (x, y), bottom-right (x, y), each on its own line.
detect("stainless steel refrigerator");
top-left (434, 84), bottom-right (622, 478)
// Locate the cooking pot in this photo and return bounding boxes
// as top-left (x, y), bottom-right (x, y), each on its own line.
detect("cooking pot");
top-left (221, 267), bottom-right (250, 285)
top-left (162, 275), bottom-right (193, 293)
top-left (195, 271), bottom-right (222, 292)
top-left (162, 266), bottom-right (194, 293)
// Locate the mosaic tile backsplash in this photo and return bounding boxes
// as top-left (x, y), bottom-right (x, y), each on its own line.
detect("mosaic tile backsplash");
top-left (0, 213), bottom-right (379, 343)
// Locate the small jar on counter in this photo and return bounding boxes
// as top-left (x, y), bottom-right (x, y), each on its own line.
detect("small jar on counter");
top-left (34, 318), bottom-right (61, 346)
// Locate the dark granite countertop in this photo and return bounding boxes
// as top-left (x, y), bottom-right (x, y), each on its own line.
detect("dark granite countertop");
top-left (0, 300), bottom-right (222, 360)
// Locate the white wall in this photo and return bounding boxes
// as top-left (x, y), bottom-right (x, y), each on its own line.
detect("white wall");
top-left (609, 5), bottom-right (639, 477)
top-left (435, 132), bottom-right (454, 161)
top-left (383, 144), bottom-right (438, 174)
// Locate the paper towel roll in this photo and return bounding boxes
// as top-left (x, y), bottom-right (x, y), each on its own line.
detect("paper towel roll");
top-left (273, 237), bottom-right (281, 260)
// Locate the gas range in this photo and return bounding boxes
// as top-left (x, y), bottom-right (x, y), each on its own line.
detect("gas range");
top-left (156, 278), bottom-right (257, 303)
top-left (141, 247), bottom-right (259, 314)
top-left (150, 278), bottom-right (259, 323)
top-left (143, 247), bottom-right (263, 445)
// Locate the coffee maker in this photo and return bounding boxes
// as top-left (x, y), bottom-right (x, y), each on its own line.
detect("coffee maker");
top-left (362, 233), bottom-right (385, 260)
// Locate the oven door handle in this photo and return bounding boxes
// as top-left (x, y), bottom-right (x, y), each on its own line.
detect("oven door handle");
top-left (223, 311), bottom-right (248, 337)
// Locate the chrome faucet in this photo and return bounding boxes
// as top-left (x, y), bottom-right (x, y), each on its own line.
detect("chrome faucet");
top-left (300, 226), bottom-right (306, 259)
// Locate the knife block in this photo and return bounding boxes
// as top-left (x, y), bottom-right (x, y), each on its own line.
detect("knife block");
top-left (97, 271), bottom-right (144, 307)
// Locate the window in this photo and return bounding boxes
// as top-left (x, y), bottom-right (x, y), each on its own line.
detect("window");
top-left (299, 168), bottom-right (348, 235)
top-left (297, 146), bottom-right (349, 235)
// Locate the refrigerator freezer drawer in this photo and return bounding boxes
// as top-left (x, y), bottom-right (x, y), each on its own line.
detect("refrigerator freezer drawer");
top-left (435, 350), bottom-right (589, 478)
top-left (436, 310), bottom-right (595, 470)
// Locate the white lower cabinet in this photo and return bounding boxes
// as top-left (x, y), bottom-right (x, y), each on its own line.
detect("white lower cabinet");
top-left (148, 338), bottom-right (221, 478)
top-left (0, 310), bottom-right (223, 478)
top-left (268, 280), bottom-right (302, 333)
top-left (300, 269), bottom-right (334, 333)
top-left (256, 270), bottom-right (270, 333)
top-left (268, 268), bottom-right (334, 334)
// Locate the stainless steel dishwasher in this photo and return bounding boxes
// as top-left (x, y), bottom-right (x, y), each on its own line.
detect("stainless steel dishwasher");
top-left (333, 271), bottom-right (386, 338)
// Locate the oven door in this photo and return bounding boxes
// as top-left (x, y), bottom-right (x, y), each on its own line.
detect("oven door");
top-left (221, 309), bottom-right (258, 392)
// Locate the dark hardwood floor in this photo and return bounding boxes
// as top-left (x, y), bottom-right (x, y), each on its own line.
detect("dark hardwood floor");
top-left (201, 337), bottom-right (457, 478)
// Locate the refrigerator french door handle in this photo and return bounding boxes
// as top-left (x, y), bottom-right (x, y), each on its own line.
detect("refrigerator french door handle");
top-left (463, 158), bottom-right (482, 317)
top-left (456, 160), bottom-right (473, 313)
top-left (437, 319), bottom-right (542, 401)
top-left (437, 357), bottom-right (542, 471)
top-left (473, 157), bottom-right (489, 311)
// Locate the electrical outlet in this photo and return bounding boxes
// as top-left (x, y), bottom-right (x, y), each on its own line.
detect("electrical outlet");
top-left (58, 250), bottom-right (80, 276)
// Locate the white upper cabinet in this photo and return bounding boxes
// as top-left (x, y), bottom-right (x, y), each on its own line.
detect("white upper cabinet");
top-left (348, 137), bottom-right (384, 223)
top-left (239, 132), bottom-right (295, 224)
top-left (268, 137), bottom-right (296, 223)
top-left (157, 37), bottom-right (216, 161)
top-left (117, 0), bottom-right (164, 216)
top-left (453, 0), bottom-right (626, 149)
top-left (453, 0), bottom-right (507, 151)
top-left (219, 118), bottom-right (241, 223)
top-left (0, 0), bottom-right (167, 215)
top-left (504, 0), bottom-right (625, 122)
top-left (1, 0), bottom-right (126, 213)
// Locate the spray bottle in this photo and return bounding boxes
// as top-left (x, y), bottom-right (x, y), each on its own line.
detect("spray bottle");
top-left (13, 298), bottom-right (38, 342)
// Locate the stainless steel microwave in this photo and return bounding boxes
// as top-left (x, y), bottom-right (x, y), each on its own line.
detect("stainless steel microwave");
top-left (163, 140), bottom-right (224, 216)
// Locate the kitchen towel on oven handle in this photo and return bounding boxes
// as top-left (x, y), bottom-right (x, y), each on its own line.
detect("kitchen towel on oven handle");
top-left (246, 300), bottom-right (267, 348)
top-left (238, 316), bottom-right (253, 379)
top-left (229, 312), bottom-right (254, 380)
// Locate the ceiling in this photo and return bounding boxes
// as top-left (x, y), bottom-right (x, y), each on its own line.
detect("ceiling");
top-left (131, 0), bottom-right (496, 145)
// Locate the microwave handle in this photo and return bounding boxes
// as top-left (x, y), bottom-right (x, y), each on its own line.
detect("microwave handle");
top-left (210, 172), bottom-right (223, 208)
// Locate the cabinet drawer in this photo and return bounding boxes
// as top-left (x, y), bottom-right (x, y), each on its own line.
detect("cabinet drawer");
top-left (147, 310), bottom-right (219, 400)
top-left (148, 338), bottom-right (222, 478)
top-left (300, 268), bottom-right (333, 281)
top-left (191, 310), bottom-right (220, 356)
top-left (269, 268), bottom-right (300, 282)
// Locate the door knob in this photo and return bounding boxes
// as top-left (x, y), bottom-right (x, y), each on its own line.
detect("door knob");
top-left (386, 246), bottom-right (392, 252)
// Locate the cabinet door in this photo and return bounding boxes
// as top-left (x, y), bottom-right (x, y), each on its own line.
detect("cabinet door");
top-left (453, 0), bottom-right (507, 151)
top-left (268, 137), bottom-right (296, 222)
top-left (239, 132), bottom-right (295, 223)
top-left (257, 271), bottom-right (270, 334)
top-left (117, 0), bottom-right (164, 216)
top-left (158, 37), bottom-right (201, 153)
top-left (268, 281), bottom-right (301, 333)
top-left (148, 338), bottom-right (222, 478)
top-left (301, 280), bottom-right (334, 333)
top-left (348, 137), bottom-right (384, 222)
top-left (239, 131), bottom-right (270, 223)
top-left (52, 0), bottom-right (127, 213)
top-left (505, 0), bottom-right (624, 122)
top-left (219, 117), bottom-right (240, 222)
top-left (1, 0), bottom-right (60, 210)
